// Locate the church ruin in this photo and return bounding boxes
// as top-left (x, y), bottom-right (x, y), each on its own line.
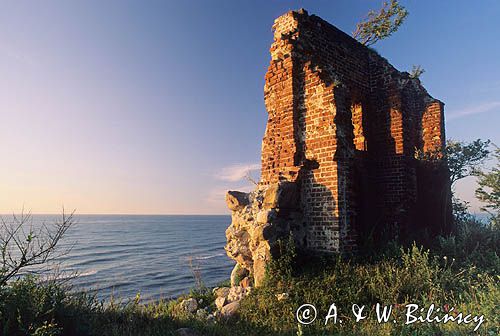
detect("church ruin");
top-left (225, 10), bottom-right (453, 286)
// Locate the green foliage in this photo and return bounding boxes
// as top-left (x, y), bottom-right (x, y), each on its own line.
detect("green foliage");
top-left (475, 145), bottom-right (500, 227)
top-left (231, 264), bottom-right (246, 286)
top-left (353, 0), bottom-right (409, 46)
top-left (418, 138), bottom-right (491, 192)
top-left (0, 276), bottom-right (103, 336)
top-left (239, 238), bottom-right (499, 335)
top-left (264, 235), bottom-right (297, 286)
top-left (31, 321), bottom-right (62, 336)
top-left (0, 276), bottom-right (64, 336)
top-left (438, 218), bottom-right (500, 274)
top-left (445, 139), bottom-right (490, 185)
top-left (451, 196), bottom-right (473, 225)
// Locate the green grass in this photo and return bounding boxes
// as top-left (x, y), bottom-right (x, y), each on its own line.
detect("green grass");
top-left (239, 244), bottom-right (499, 335)
top-left (1, 221), bottom-right (498, 336)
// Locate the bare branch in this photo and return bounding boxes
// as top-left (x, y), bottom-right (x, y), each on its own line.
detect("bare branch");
top-left (0, 209), bottom-right (76, 286)
top-left (244, 172), bottom-right (259, 186)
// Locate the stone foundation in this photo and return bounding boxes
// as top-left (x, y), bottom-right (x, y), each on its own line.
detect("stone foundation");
top-left (225, 182), bottom-right (303, 286)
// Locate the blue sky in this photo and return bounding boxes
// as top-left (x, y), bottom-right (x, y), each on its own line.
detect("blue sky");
top-left (0, 0), bottom-right (498, 214)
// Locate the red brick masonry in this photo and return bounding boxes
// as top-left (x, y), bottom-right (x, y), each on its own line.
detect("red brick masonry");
top-left (259, 10), bottom-right (453, 253)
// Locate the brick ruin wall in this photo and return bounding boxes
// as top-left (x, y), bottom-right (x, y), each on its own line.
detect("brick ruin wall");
top-left (261, 10), bottom-right (452, 251)
top-left (225, 10), bottom-right (453, 285)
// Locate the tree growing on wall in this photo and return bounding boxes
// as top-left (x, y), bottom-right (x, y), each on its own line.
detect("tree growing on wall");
top-left (353, 0), bottom-right (409, 46)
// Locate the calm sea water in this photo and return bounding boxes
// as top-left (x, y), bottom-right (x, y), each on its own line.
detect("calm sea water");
top-left (15, 213), bottom-right (492, 302)
top-left (27, 215), bottom-right (234, 302)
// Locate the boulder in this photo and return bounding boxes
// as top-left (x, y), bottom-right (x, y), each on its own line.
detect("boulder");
top-left (227, 286), bottom-right (245, 302)
top-left (179, 298), bottom-right (198, 313)
top-left (215, 296), bottom-right (226, 310)
top-left (213, 286), bottom-right (230, 298)
top-left (220, 300), bottom-right (240, 318)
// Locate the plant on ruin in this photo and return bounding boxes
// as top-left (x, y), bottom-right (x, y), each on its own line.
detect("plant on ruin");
top-left (353, 0), bottom-right (409, 46)
top-left (409, 64), bottom-right (425, 79)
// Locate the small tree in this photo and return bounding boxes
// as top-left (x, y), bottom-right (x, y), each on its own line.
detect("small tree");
top-left (0, 210), bottom-right (75, 287)
top-left (445, 139), bottom-right (491, 186)
top-left (353, 0), bottom-right (409, 46)
top-left (442, 139), bottom-right (490, 225)
top-left (475, 145), bottom-right (499, 226)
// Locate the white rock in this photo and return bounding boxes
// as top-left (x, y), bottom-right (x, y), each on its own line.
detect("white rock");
top-left (276, 292), bottom-right (289, 301)
top-left (221, 300), bottom-right (240, 318)
top-left (214, 286), bottom-right (230, 298)
top-left (228, 286), bottom-right (244, 302)
top-left (215, 296), bottom-right (226, 310)
top-left (179, 298), bottom-right (198, 313)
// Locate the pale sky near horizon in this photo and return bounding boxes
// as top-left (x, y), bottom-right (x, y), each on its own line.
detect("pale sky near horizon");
top-left (1, 0), bottom-right (499, 215)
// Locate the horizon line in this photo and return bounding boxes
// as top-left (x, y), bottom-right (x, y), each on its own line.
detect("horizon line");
top-left (0, 212), bottom-right (230, 216)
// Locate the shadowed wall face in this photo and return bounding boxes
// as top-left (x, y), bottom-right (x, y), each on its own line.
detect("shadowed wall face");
top-left (260, 10), bottom-right (452, 253)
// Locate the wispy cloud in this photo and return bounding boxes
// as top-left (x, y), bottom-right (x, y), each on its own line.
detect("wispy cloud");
top-left (214, 163), bottom-right (260, 182)
top-left (447, 101), bottom-right (500, 121)
top-left (206, 162), bottom-right (261, 207)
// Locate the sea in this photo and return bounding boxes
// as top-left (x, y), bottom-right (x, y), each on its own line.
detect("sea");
top-left (8, 213), bottom-right (492, 303)
top-left (18, 215), bottom-right (234, 303)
